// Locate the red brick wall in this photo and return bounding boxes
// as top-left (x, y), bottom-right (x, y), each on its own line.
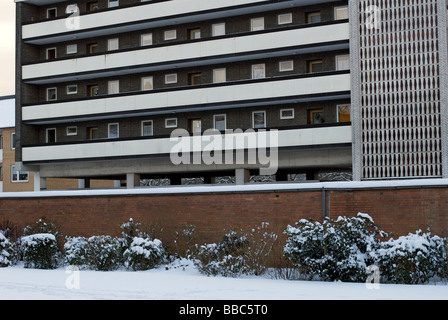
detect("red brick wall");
top-left (0, 186), bottom-right (447, 253)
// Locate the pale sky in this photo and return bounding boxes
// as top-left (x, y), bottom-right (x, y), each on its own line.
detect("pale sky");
top-left (0, 0), bottom-right (16, 96)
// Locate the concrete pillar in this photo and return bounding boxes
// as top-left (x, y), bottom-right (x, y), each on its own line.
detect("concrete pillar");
top-left (235, 169), bottom-right (250, 185)
top-left (78, 179), bottom-right (90, 189)
top-left (33, 171), bottom-right (46, 192)
top-left (126, 173), bottom-right (141, 189)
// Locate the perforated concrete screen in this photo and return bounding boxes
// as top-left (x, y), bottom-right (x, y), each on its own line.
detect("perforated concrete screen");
top-left (351, 0), bottom-right (448, 180)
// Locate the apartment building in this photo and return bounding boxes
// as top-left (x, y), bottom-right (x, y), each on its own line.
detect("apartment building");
top-left (14, 0), bottom-right (448, 190)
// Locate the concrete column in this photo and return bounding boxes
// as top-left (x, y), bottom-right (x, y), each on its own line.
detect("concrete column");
top-left (235, 169), bottom-right (250, 185)
top-left (126, 173), bottom-right (141, 189)
top-left (78, 179), bottom-right (91, 189)
top-left (33, 171), bottom-right (46, 192)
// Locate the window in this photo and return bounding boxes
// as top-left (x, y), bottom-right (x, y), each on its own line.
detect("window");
top-left (212, 23), bottom-right (225, 36)
top-left (108, 0), bottom-right (119, 8)
top-left (188, 73), bottom-right (202, 85)
top-left (334, 5), bottom-right (349, 20)
top-left (280, 109), bottom-right (294, 119)
top-left (88, 84), bottom-right (99, 96)
top-left (141, 33), bottom-right (153, 46)
top-left (337, 104), bottom-right (351, 122)
top-left (108, 80), bottom-right (120, 94)
top-left (67, 126), bottom-right (78, 136)
top-left (307, 59), bottom-right (323, 73)
top-left (47, 88), bottom-right (57, 101)
top-left (251, 17), bottom-right (264, 31)
top-left (252, 64), bottom-right (266, 79)
top-left (307, 109), bottom-right (324, 124)
top-left (67, 85), bottom-right (78, 95)
top-left (189, 28), bottom-right (201, 40)
top-left (306, 11), bottom-right (321, 23)
top-left (141, 120), bottom-right (153, 136)
top-left (278, 13), bottom-right (292, 25)
top-left (11, 165), bottom-right (29, 183)
top-left (46, 48), bottom-right (56, 60)
top-left (213, 68), bottom-right (226, 83)
top-left (87, 43), bottom-right (99, 54)
top-left (87, 1), bottom-right (99, 11)
top-left (165, 73), bottom-right (177, 84)
top-left (336, 54), bottom-right (350, 70)
top-left (66, 44), bottom-right (77, 54)
top-left (0, 164), bottom-right (2, 180)
top-left (252, 111), bottom-right (266, 128)
top-left (108, 123), bottom-right (119, 139)
top-left (108, 38), bottom-right (119, 51)
top-left (164, 30), bottom-right (177, 40)
top-left (141, 76), bottom-right (153, 91)
top-left (165, 118), bottom-right (177, 128)
top-left (279, 60), bottom-right (294, 72)
top-left (46, 128), bottom-right (56, 143)
top-left (47, 8), bottom-right (57, 19)
top-left (10, 132), bottom-right (15, 150)
top-left (213, 114), bottom-right (226, 131)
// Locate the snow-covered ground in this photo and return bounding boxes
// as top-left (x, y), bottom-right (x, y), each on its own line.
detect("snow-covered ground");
top-left (1, 261), bottom-right (447, 300)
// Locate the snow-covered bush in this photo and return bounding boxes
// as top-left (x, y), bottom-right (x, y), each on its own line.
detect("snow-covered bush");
top-left (64, 236), bottom-right (88, 267)
top-left (85, 235), bottom-right (123, 271)
top-left (284, 213), bottom-right (385, 282)
top-left (23, 217), bottom-right (61, 240)
top-left (21, 233), bottom-right (60, 269)
top-left (120, 218), bottom-right (149, 248)
top-left (377, 231), bottom-right (446, 284)
top-left (0, 233), bottom-right (16, 267)
top-left (193, 231), bottom-right (249, 277)
top-left (123, 237), bottom-right (166, 271)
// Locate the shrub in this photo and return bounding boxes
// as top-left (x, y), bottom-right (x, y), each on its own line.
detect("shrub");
top-left (85, 235), bottom-right (123, 271)
top-left (377, 231), bottom-right (446, 284)
top-left (123, 237), bottom-right (166, 271)
top-left (284, 213), bottom-right (385, 282)
top-left (0, 233), bottom-right (16, 267)
top-left (21, 233), bottom-right (60, 269)
top-left (193, 231), bottom-right (249, 277)
top-left (64, 236), bottom-right (88, 267)
top-left (120, 218), bottom-right (149, 249)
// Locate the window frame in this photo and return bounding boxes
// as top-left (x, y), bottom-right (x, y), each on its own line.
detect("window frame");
top-left (165, 118), bottom-right (178, 128)
top-left (46, 128), bottom-right (57, 144)
top-left (141, 76), bottom-right (154, 91)
top-left (336, 104), bottom-right (351, 122)
top-left (108, 80), bottom-right (120, 94)
top-left (278, 13), bottom-right (292, 25)
top-left (46, 47), bottom-right (57, 60)
top-left (213, 68), bottom-right (227, 83)
top-left (10, 165), bottom-right (29, 183)
top-left (66, 85), bottom-right (78, 95)
top-left (66, 44), bottom-right (77, 54)
top-left (335, 54), bottom-right (350, 71)
top-left (213, 114), bottom-right (227, 131)
top-left (141, 120), bottom-right (154, 136)
top-left (46, 87), bottom-right (57, 101)
top-left (334, 5), bottom-right (349, 20)
top-left (165, 73), bottom-right (178, 84)
top-left (66, 126), bottom-right (78, 136)
top-left (164, 29), bottom-right (177, 41)
top-left (141, 33), bottom-right (153, 46)
top-left (212, 22), bottom-right (226, 36)
top-left (108, 38), bottom-right (119, 51)
top-left (108, 123), bottom-right (120, 139)
top-left (250, 17), bottom-right (265, 31)
top-left (280, 108), bottom-right (295, 120)
top-left (279, 60), bottom-right (294, 72)
top-left (251, 63), bottom-right (266, 79)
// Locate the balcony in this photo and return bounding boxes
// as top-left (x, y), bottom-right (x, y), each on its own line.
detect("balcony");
top-left (22, 21), bottom-right (349, 84)
top-left (22, 71), bottom-right (351, 124)
top-left (22, 124), bottom-right (352, 164)
top-left (22, 0), bottom-right (342, 45)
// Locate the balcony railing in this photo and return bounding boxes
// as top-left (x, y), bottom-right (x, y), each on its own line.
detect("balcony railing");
top-left (22, 71), bottom-right (351, 124)
top-left (22, 21), bottom-right (349, 84)
top-left (22, 124), bottom-right (352, 163)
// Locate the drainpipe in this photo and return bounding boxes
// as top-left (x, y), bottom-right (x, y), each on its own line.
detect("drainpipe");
top-left (322, 186), bottom-right (326, 221)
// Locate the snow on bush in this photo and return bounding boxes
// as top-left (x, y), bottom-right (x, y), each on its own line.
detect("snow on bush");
top-left (0, 233), bottom-right (15, 267)
top-left (21, 233), bottom-right (60, 269)
top-left (284, 213), bottom-right (385, 282)
top-left (377, 230), bottom-right (446, 284)
top-left (85, 235), bottom-right (124, 271)
top-left (123, 237), bottom-right (166, 271)
top-left (64, 236), bottom-right (88, 268)
top-left (193, 231), bottom-right (249, 277)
